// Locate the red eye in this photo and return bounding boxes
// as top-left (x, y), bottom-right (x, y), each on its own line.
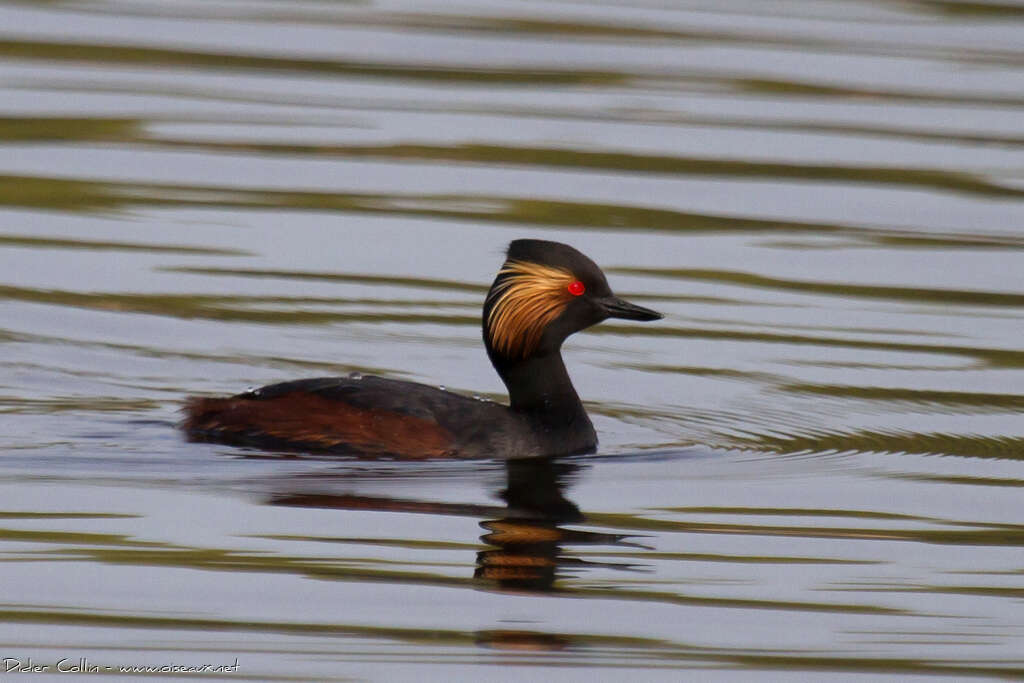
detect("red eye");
top-left (567, 280), bottom-right (585, 296)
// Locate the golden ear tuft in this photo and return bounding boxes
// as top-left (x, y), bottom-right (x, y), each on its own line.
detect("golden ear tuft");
top-left (487, 261), bottom-right (577, 359)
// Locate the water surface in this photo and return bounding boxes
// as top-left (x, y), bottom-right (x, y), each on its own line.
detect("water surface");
top-left (1, 0), bottom-right (1023, 680)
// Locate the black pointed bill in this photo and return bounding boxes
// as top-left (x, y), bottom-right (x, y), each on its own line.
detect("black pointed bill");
top-left (600, 296), bottom-right (662, 321)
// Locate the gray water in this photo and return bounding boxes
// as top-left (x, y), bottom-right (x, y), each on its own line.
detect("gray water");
top-left (1, 0), bottom-right (1023, 680)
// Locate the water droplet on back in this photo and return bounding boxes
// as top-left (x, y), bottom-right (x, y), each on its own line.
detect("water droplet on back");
top-left (348, 371), bottom-right (363, 380)
top-left (438, 385), bottom-right (446, 391)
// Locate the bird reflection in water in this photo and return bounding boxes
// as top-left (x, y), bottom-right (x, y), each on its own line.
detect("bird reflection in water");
top-left (475, 457), bottom-right (638, 592)
top-left (267, 456), bottom-right (641, 594)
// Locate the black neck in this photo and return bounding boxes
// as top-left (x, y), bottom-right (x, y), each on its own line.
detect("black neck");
top-left (491, 351), bottom-right (587, 422)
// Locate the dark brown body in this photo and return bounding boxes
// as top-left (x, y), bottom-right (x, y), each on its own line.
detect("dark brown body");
top-left (182, 240), bottom-right (661, 459)
top-left (184, 376), bottom-right (597, 459)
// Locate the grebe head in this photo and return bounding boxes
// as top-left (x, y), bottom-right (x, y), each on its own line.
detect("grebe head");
top-left (483, 239), bottom-right (662, 363)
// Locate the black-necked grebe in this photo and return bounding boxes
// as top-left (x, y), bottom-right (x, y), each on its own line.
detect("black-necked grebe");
top-left (183, 239), bottom-right (662, 458)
